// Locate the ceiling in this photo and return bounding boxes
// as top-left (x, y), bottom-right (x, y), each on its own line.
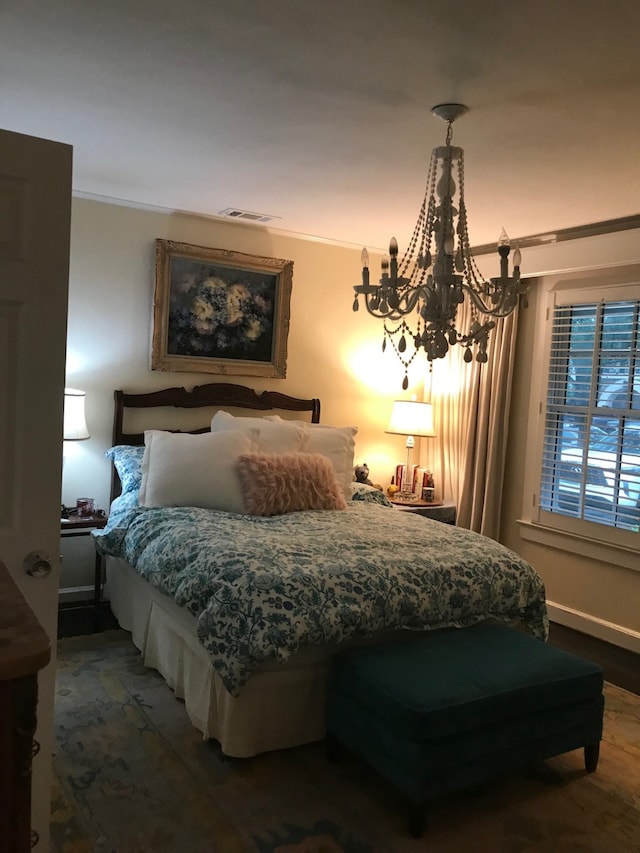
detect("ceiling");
top-left (2, 0), bottom-right (639, 251)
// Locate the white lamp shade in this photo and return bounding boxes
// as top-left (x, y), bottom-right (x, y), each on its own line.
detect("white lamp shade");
top-left (386, 400), bottom-right (435, 437)
top-left (63, 388), bottom-right (90, 440)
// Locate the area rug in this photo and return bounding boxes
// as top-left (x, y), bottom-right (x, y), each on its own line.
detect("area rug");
top-left (51, 630), bottom-right (640, 853)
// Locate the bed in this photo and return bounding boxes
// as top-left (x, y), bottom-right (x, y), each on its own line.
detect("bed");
top-left (94, 382), bottom-right (548, 757)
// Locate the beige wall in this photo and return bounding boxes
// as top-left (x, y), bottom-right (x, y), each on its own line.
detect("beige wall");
top-left (62, 197), bottom-right (430, 518)
top-left (62, 197), bottom-right (640, 649)
top-left (500, 229), bottom-right (640, 650)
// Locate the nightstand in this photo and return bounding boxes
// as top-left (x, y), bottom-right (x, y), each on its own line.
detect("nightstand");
top-left (391, 500), bottom-right (457, 525)
top-left (60, 514), bottom-right (107, 631)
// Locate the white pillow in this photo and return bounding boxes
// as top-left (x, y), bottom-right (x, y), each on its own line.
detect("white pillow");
top-left (211, 410), bottom-right (306, 454)
top-left (264, 415), bottom-right (357, 498)
top-left (139, 429), bottom-right (258, 513)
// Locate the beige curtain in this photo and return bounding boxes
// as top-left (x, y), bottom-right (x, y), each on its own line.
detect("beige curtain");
top-left (430, 301), bottom-right (520, 538)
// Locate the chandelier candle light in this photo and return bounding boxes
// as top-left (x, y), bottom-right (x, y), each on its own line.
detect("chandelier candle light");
top-left (353, 103), bottom-right (528, 389)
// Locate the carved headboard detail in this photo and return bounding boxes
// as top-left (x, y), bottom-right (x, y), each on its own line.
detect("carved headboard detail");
top-left (110, 382), bottom-right (321, 501)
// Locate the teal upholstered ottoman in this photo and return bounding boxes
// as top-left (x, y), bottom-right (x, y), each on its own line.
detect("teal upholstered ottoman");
top-left (326, 623), bottom-right (604, 837)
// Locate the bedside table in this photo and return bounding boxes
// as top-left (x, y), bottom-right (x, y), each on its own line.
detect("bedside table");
top-left (392, 500), bottom-right (457, 525)
top-left (60, 514), bottom-right (108, 631)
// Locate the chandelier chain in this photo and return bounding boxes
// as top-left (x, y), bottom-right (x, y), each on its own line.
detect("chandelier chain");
top-left (445, 120), bottom-right (453, 146)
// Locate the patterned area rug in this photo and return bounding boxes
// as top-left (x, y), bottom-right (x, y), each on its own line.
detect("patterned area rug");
top-left (51, 630), bottom-right (640, 853)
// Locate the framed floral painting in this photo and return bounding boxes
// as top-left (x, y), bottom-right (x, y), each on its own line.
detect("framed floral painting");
top-left (151, 240), bottom-right (293, 377)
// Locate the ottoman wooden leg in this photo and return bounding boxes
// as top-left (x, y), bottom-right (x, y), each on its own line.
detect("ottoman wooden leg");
top-left (408, 802), bottom-right (426, 839)
top-left (585, 742), bottom-right (600, 773)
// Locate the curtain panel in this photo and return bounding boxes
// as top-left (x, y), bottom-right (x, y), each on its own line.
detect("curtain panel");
top-left (431, 301), bottom-right (520, 539)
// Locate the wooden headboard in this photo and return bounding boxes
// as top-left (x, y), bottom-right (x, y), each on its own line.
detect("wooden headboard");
top-left (110, 382), bottom-right (321, 501)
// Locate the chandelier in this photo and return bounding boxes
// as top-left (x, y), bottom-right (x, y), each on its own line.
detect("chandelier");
top-left (353, 103), bottom-right (529, 389)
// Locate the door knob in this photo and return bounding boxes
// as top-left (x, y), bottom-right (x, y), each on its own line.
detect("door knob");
top-left (23, 551), bottom-right (52, 578)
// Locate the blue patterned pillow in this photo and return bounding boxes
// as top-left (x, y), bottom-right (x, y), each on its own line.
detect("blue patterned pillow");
top-left (105, 445), bottom-right (144, 495)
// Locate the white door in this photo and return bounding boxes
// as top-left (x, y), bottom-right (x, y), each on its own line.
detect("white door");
top-left (0, 128), bottom-right (72, 850)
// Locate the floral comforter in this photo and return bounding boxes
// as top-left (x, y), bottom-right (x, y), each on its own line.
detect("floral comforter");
top-left (93, 499), bottom-right (548, 695)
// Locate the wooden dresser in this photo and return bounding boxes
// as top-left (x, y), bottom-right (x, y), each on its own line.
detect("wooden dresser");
top-left (0, 560), bottom-right (51, 851)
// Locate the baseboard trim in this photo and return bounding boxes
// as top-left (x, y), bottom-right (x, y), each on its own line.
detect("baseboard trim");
top-left (59, 584), bottom-right (94, 605)
top-left (547, 600), bottom-right (640, 655)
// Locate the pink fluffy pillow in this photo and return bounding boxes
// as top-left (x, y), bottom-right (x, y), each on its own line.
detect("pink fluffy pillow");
top-left (235, 452), bottom-right (348, 516)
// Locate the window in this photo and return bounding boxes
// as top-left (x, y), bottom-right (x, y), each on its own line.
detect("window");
top-left (538, 294), bottom-right (640, 538)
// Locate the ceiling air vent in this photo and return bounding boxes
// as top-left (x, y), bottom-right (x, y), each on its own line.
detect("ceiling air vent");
top-left (218, 207), bottom-right (279, 224)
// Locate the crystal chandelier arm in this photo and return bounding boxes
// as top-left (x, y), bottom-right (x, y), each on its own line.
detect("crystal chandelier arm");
top-left (459, 280), bottom-right (521, 317)
top-left (357, 285), bottom-right (424, 320)
top-left (457, 212), bottom-right (524, 317)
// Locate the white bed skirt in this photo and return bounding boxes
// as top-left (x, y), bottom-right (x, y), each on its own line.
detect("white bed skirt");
top-left (105, 558), bottom-right (511, 757)
top-left (106, 557), bottom-right (336, 757)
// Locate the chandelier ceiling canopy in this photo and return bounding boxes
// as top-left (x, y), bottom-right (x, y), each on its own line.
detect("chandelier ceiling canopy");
top-left (353, 103), bottom-right (529, 389)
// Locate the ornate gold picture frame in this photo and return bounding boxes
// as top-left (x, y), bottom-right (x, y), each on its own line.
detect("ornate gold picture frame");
top-left (151, 240), bottom-right (293, 378)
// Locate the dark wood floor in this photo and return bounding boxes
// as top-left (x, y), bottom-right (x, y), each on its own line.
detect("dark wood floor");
top-left (58, 603), bottom-right (639, 696)
top-left (547, 621), bottom-right (640, 696)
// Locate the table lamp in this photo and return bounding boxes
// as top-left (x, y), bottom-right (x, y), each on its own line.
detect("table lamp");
top-left (63, 388), bottom-right (90, 441)
top-left (386, 400), bottom-right (435, 502)
top-left (62, 388), bottom-right (89, 516)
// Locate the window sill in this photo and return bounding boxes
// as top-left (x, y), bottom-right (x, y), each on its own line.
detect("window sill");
top-left (517, 518), bottom-right (640, 572)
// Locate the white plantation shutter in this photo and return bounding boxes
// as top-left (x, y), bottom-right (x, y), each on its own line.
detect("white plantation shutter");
top-left (539, 297), bottom-right (640, 532)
